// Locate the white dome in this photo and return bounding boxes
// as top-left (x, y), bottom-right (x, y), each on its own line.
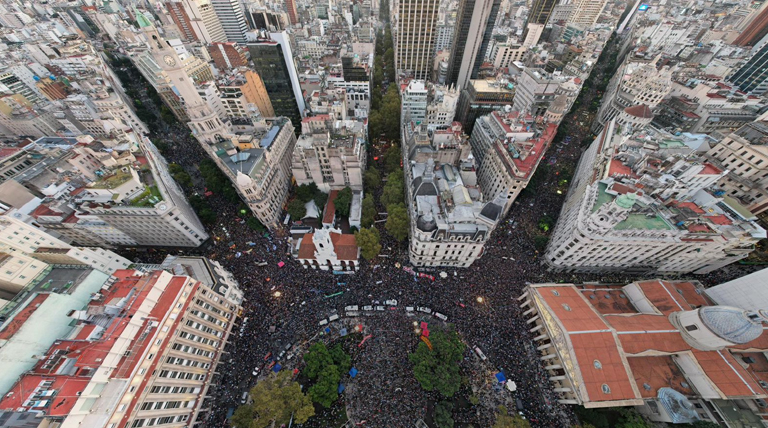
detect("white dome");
top-left (236, 172), bottom-right (252, 188)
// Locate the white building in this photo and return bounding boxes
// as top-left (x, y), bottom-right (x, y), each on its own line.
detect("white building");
top-left (545, 120), bottom-right (765, 275)
top-left (470, 111), bottom-right (557, 216)
top-left (705, 120), bottom-right (768, 215)
top-left (0, 209), bottom-right (131, 274)
top-left (401, 79), bottom-right (428, 124)
top-left (292, 117), bottom-right (367, 192)
top-left (211, 0), bottom-right (248, 43)
top-left (593, 57), bottom-right (673, 133)
top-left (426, 84), bottom-right (460, 131)
top-left (566, 0), bottom-right (608, 27)
top-left (215, 118), bottom-right (297, 229)
top-left (295, 227), bottom-right (360, 271)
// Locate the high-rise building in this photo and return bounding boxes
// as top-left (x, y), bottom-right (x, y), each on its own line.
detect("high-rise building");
top-left (211, 0), bottom-right (248, 43)
top-left (734, 2), bottom-right (768, 47)
top-left (247, 32), bottom-right (305, 129)
top-left (215, 118), bottom-right (297, 228)
top-left (134, 11), bottom-right (229, 145)
top-left (730, 40), bottom-right (768, 95)
top-left (395, 0), bottom-right (440, 80)
top-left (285, 0), bottom-right (298, 25)
top-left (292, 117), bottom-right (367, 193)
top-left (401, 80), bottom-right (428, 123)
top-left (0, 266), bottom-right (243, 428)
top-left (566, 0), bottom-right (607, 27)
top-left (207, 41), bottom-right (247, 70)
top-left (447, 0), bottom-right (500, 89)
top-left (164, 0), bottom-right (226, 43)
top-left (526, 0), bottom-right (558, 26)
top-left (455, 78), bottom-right (515, 134)
top-left (705, 119), bottom-right (768, 216)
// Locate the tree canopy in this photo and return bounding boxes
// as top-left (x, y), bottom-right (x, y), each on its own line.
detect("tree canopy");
top-left (493, 406), bottom-right (531, 428)
top-left (385, 203), bottom-right (409, 242)
top-left (361, 194), bottom-right (376, 227)
top-left (303, 342), bottom-right (351, 408)
top-left (287, 199), bottom-right (306, 220)
top-left (234, 371), bottom-right (314, 428)
top-left (381, 172), bottom-right (404, 208)
top-left (408, 329), bottom-right (465, 397)
top-left (355, 226), bottom-right (382, 260)
top-left (334, 187), bottom-right (353, 217)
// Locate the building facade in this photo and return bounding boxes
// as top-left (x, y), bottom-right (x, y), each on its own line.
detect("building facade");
top-left (447, 0), bottom-right (500, 90)
top-left (470, 111), bottom-right (557, 216)
top-left (545, 120), bottom-right (765, 275)
top-left (0, 266), bottom-right (243, 428)
top-left (292, 118), bottom-right (366, 193)
top-left (247, 32), bottom-right (305, 129)
top-left (395, 0), bottom-right (439, 80)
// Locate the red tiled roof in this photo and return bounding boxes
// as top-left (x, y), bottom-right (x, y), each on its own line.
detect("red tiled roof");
top-left (31, 204), bottom-right (62, 218)
top-left (0, 147), bottom-right (20, 159)
top-left (0, 294), bottom-right (48, 340)
top-left (627, 356), bottom-right (694, 398)
top-left (688, 224), bottom-right (712, 233)
top-left (536, 286), bottom-right (608, 332)
top-left (700, 163), bottom-right (722, 175)
top-left (603, 314), bottom-right (675, 332)
top-left (706, 215), bottom-right (733, 225)
top-left (330, 233), bottom-right (358, 260)
top-left (607, 158), bottom-right (637, 178)
top-left (676, 201), bottom-right (705, 214)
top-left (323, 190), bottom-right (338, 225)
top-left (634, 280), bottom-right (689, 314)
top-left (693, 350), bottom-right (765, 397)
top-left (570, 332), bottom-right (638, 401)
top-left (0, 375), bottom-right (92, 417)
top-left (618, 331), bottom-right (690, 355)
top-left (624, 104), bottom-right (653, 119)
top-left (297, 234), bottom-right (316, 259)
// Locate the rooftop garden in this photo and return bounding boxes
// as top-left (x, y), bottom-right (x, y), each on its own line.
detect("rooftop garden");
top-left (91, 169), bottom-right (133, 190)
top-left (130, 185), bottom-right (162, 207)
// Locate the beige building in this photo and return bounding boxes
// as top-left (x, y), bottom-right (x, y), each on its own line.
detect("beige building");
top-left (217, 69), bottom-right (275, 119)
top-left (705, 120), bottom-right (768, 215)
top-left (292, 116), bottom-right (367, 193)
top-left (566, 0), bottom-right (608, 27)
top-left (213, 118), bottom-right (297, 229)
top-left (0, 209), bottom-right (131, 274)
top-left (0, 251), bottom-right (48, 296)
top-left (0, 263), bottom-right (243, 428)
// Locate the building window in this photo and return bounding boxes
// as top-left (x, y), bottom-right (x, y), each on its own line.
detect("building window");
top-left (685, 325), bottom-right (698, 332)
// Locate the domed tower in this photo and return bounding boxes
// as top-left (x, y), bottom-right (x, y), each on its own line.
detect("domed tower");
top-left (584, 192), bottom-right (636, 233)
top-left (671, 306), bottom-right (768, 351)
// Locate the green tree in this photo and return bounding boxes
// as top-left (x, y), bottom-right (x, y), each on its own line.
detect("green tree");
top-left (385, 203), bottom-right (409, 242)
top-left (364, 168), bottom-right (382, 191)
top-left (248, 371), bottom-right (315, 427)
top-left (493, 406), bottom-right (531, 428)
top-left (434, 401), bottom-right (454, 428)
top-left (361, 194), bottom-right (376, 227)
top-left (303, 342), bottom-right (334, 379)
top-left (355, 227), bottom-right (382, 260)
top-left (334, 187), bottom-right (353, 217)
top-left (383, 145), bottom-right (401, 173)
top-left (408, 329), bottom-right (465, 397)
top-left (309, 364), bottom-right (341, 408)
top-left (538, 215), bottom-right (554, 233)
top-left (616, 409), bottom-right (653, 428)
top-left (384, 48), bottom-right (396, 81)
top-left (246, 217), bottom-right (265, 231)
top-left (296, 183), bottom-right (320, 202)
top-left (381, 173), bottom-right (404, 208)
top-left (329, 343), bottom-right (351, 373)
top-left (287, 199), bottom-right (306, 220)
top-left (230, 404), bottom-right (254, 428)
